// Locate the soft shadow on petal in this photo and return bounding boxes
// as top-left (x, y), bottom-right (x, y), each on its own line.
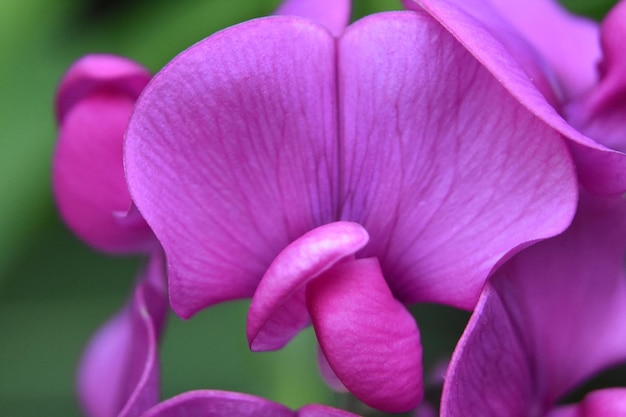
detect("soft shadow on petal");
top-left (247, 221), bottom-right (369, 351)
top-left (442, 192), bottom-right (626, 417)
top-left (441, 286), bottom-right (535, 417)
top-left (338, 11), bottom-right (577, 309)
top-left (54, 55), bottom-right (153, 253)
top-left (565, 0), bottom-right (626, 152)
top-left (140, 390), bottom-right (296, 417)
top-left (475, 0), bottom-right (600, 101)
top-left (77, 252), bottom-right (167, 417)
top-left (307, 258), bottom-right (423, 413)
top-left (125, 17), bottom-right (338, 318)
top-left (274, 0), bottom-right (351, 36)
top-left (408, 0), bottom-right (626, 194)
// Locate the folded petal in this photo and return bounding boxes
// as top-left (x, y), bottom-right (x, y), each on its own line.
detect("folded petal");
top-left (442, 192), bottom-right (626, 417)
top-left (337, 11), bottom-right (577, 309)
top-left (54, 55), bottom-right (153, 253)
top-left (565, 0), bottom-right (626, 152)
top-left (478, 0), bottom-right (600, 101)
top-left (139, 390), bottom-right (295, 417)
top-left (78, 252), bottom-right (167, 417)
top-left (125, 17), bottom-right (338, 318)
top-left (407, 0), bottom-right (626, 194)
top-left (307, 257), bottom-right (423, 413)
top-left (441, 286), bottom-right (534, 417)
top-left (274, 0), bottom-right (351, 36)
top-left (247, 222), bottom-right (369, 351)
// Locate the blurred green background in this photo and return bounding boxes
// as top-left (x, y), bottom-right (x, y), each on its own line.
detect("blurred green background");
top-left (0, 0), bottom-right (619, 416)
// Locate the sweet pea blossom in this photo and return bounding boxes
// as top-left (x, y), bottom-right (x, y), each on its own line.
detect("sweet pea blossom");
top-left (53, 54), bottom-right (154, 253)
top-left (404, 0), bottom-right (626, 194)
top-left (124, 4), bottom-right (581, 410)
top-left (78, 253), bottom-right (167, 417)
top-left (441, 191), bottom-right (626, 417)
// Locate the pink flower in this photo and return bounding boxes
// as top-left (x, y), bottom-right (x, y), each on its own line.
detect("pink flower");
top-left (53, 54), bottom-right (155, 253)
top-left (404, 0), bottom-right (626, 194)
top-left (124, 6), bottom-right (579, 411)
top-left (440, 191), bottom-right (626, 417)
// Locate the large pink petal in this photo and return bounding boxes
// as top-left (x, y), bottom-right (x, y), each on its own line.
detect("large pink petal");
top-left (125, 17), bottom-right (338, 318)
top-left (307, 258), bottom-right (423, 413)
top-left (53, 55), bottom-right (153, 253)
top-left (565, 0), bottom-right (626, 152)
top-left (78, 252), bottom-right (167, 417)
top-left (247, 221), bottom-right (369, 351)
top-left (406, 0), bottom-right (626, 194)
top-left (481, 0), bottom-right (600, 101)
top-left (337, 11), bottom-right (577, 309)
top-left (442, 192), bottom-right (626, 417)
top-left (140, 390), bottom-right (295, 417)
top-left (274, 0), bottom-right (351, 36)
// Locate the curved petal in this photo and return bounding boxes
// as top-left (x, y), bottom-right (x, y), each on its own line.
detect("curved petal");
top-left (77, 252), bottom-right (167, 417)
top-left (307, 258), bottom-right (423, 413)
top-left (565, 0), bottom-right (626, 152)
top-left (56, 54), bottom-right (151, 123)
top-left (140, 390), bottom-right (295, 417)
top-left (549, 389), bottom-right (626, 417)
top-left (406, 0), bottom-right (626, 194)
top-left (247, 222), bottom-right (369, 351)
top-left (479, 0), bottom-right (600, 101)
top-left (125, 17), bottom-right (338, 318)
top-left (53, 55), bottom-right (153, 253)
top-left (274, 0), bottom-right (351, 36)
top-left (442, 192), bottom-right (626, 417)
top-left (316, 346), bottom-right (347, 392)
top-left (441, 286), bottom-right (534, 417)
top-left (338, 11), bottom-right (577, 309)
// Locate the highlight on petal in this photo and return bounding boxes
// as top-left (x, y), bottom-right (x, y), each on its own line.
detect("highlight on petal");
top-left (274, 0), bottom-right (351, 36)
top-left (139, 390), bottom-right (296, 417)
top-left (125, 17), bottom-right (339, 318)
top-left (307, 258), bottom-right (423, 413)
top-left (442, 192), bottom-right (626, 417)
top-left (54, 54), bottom-right (153, 253)
top-left (337, 11), bottom-right (577, 309)
top-left (247, 222), bottom-right (369, 351)
top-left (406, 0), bottom-right (626, 194)
top-left (77, 252), bottom-right (167, 417)
top-left (549, 389), bottom-right (626, 417)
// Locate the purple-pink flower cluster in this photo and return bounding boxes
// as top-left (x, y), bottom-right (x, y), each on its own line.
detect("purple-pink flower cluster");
top-left (52, 0), bottom-right (626, 415)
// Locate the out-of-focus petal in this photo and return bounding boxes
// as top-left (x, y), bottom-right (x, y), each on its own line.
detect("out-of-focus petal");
top-left (484, 0), bottom-right (600, 101)
top-left (139, 390), bottom-right (295, 417)
top-left (125, 17), bottom-right (338, 318)
top-left (297, 404), bottom-right (361, 417)
top-left (78, 252), bottom-right (167, 417)
top-left (317, 347), bottom-right (347, 392)
top-left (338, 11), bottom-right (577, 309)
top-left (274, 0), bottom-right (351, 36)
top-left (442, 192), bottom-right (626, 417)
top-left (54, 55), bottom-right (153, 253)
top-left (566, 0), bottom-right (626, 152)
top-left (406, 0), bottom-right (626, 194)
top-left (247, 222), bottom-right (369, 351)
top-left (56, 54), bottom-right (151, 123)
top-left (307, 258), bottom-right (422, 413)
top-left (549, 389), bottom-right (626, 417)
